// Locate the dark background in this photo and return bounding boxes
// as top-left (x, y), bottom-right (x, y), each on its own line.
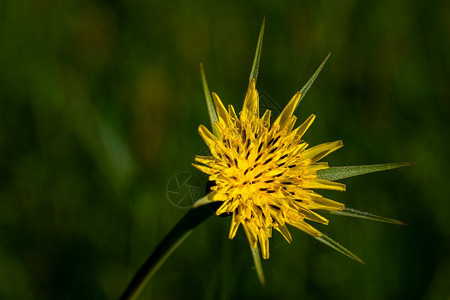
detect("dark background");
top-left (1, 0), bottom-right (449, 299)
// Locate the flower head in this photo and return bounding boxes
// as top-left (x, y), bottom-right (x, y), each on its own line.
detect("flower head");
top-left (190, 21), bottom-right (409, 285)
top-left (120, 20), bottom-right (410, 298)
top-left (193, 79), bottom-right (346, 259)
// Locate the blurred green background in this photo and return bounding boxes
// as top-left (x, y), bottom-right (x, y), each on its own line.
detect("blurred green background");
top-left (1, 0), bottom-right (449, 299)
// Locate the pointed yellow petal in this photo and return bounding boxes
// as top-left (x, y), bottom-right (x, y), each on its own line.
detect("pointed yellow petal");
top-left (273, 91), bottom-right (301, 130)
top-left (258, 231), bottom-right (270, 259)
top-left (301, 140), bottom-right (343, 163)
top-left (285, 115), bottom-right (297, 133)
top-left (216, 200), bottom-right (232, 215)
top-left (305, 162), bottom-right (329, 173)
top-left (228, 104), bottom-right (238, 121)
top-left (243, 222), bottom-right (258, 247)
top-left (212, 92), bottom-right (231, 126)
top-left (198, 125), bottom-right (219, 151)
top-left (275, 224), bottom-right (293, 243)
top-left (194, 155), bottom-right (216, 165)
top-left (261, 109), bottom-right (271, 127)
top-left (191, 163), bottom-right (212, 175)
top-left (241, 79), bottom-right (259, 122)
top-left (296, 114), bottom-right (316, 139)
top-left (296, 206), bottom-right (329, 224)
top-left (212, 192), bottom-right (228, 201)
top-left (306, 195), bottom-right (345, 211)
top-left (229, 210), bottom-right (241, 239)
top-left (303, 179), bottom-right (346, 191)
top-left (288, 219), bottom-right (322, 237)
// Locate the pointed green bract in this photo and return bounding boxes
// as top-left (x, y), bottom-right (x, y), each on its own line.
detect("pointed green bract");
top-left (295, 53), bottom-right (331, 111)
top-left (317, 162), bottom-right (413, 182)
top-left (326, 207), bottom-right (406, 225)
top-left (315, 232), bottom-right (365, 264)
top-left (250, 246), bottom-right (266, 286)
top-left (200, 63), bottom-right (219, 137)
top-left (249, 17), bottom-right (265, 84)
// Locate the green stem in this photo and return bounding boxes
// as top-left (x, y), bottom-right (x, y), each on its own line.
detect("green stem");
top-left (120, 205), bottom-right (216, 300)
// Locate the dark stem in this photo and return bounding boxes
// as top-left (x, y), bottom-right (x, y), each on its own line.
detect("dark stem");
top-left (120, 204), bottom-right (217, 300)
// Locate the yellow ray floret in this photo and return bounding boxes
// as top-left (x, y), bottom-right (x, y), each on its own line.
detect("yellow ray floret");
top-left (193, 81), bottom-right (345, 259)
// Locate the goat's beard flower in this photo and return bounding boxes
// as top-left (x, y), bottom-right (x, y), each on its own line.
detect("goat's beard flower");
top-left (193, 80), bottom-right (346, 259)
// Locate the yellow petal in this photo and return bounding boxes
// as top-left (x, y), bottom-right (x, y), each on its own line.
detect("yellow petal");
top-left (191, 163), bottom-right (212, 174)
top-left (288, 219), bottom-right (322, 237)
top-left (303, 179), bottom-right (346, 191)
top-left (261, 109), bottom-right (271, 127)
top-left (241, 79), bottom-right (259, 122)
top-left (216, 200), bottom-right (231, 215)
top-left (258, 230), bottom-right (270, 259)
top-left (212, 92), bottom-right (231, 126)
top-left (305, 162), bottom-right (329, 173)
top-left (243, 222), bottom-right (258, 248)
top-left (229, 209), bottom-right (241, 239)
top-left (296, 114), bottom-right (316, 139)
top-left (273, 91), bottom-right (301, 130)
top-left (228, 104), bottom-right (238, 121)
top-left (198, 125), bottom-right (219, 150)
top-left (306, 195), bottom-right (345, 211)
top-left (194, 155), bottom-right (216, 166)
top-left (275, 224), bottom-right (293, 243)
top-left (301, 140), bottom-right (343, 163)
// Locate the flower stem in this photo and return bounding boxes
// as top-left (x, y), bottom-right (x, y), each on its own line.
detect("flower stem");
top-left (120, 205), bottom-right (216, 300)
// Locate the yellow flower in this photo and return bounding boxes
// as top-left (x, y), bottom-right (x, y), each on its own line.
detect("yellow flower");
top-left (193, 79), bottom-right (347, 260)
top-left (119, 20), bottom-right (411, 299)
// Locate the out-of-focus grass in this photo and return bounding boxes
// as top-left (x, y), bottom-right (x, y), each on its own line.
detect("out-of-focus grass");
top-left (0, 0), bottom-right (449, 299)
